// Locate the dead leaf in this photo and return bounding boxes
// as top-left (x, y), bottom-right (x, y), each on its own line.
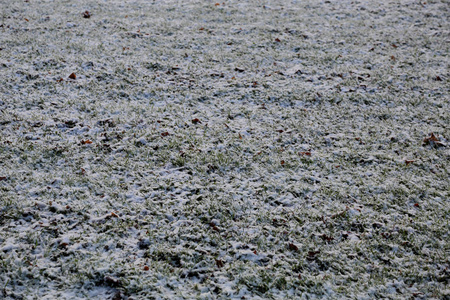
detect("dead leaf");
top-left (275, 38), bottom-right (281, 42)
top-left (320, 234), bottom-right (334, 242)
top-left (423, 133), bottom-right (446, 147)
top-left (161, 132), bottom-right (170, 137)
top-left (68, 73), bottom-right (76, 80)
top-left (111, 212), bottom-right (119, 218)
top-left (143, 265), bottom-right (149, 271)
top-left (280, 160), bottom-right (285, 165)
top-left (405, 160), bottom-right (415, 165)
top-left (299, 151), bottom-right (311, 156)
top-left (288, 243), bottom-right (298, 251)
top-left (215, 259), bottom-right (224, 268)
top-left (80, 140), bottom-right (93, 144)
top-left (192, 118), bottom-right (202, 124)
top-left (83, 11), bottom-right (91, 18)
top-left (104, 276), bottom-right (121, 287)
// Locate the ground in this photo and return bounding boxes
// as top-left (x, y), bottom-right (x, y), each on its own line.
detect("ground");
top-left (0, 0), bottom-right (449, 299)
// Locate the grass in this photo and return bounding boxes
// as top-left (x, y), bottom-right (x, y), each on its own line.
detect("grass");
top-left (0, 0), bottom-right (449, 299)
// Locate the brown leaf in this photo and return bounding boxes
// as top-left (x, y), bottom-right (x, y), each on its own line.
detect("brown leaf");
top-left (192, 118), bottom-right (202, 124)
top-left (215, 259), bottom-right (224, 268)
top-left (434, 76), bottom-right (442, 81)
top-left (161, 132), bottom-right (170, 137)
top-left (68, 73), bottom-right (76, 80)
top-left (24, 18), bottom-right (29, 22)
top-left (111, 212), bottom-right (119, 218)
top-left (83, 11), bottom-right (91, 18)
top-left (280, 160), bottom-right (285, 165)
top-left (288, 243), bottom-right (298, 251)
top-left (414, 203), bottom-right (420, 207)
top-left (423, 133), bottom-right (446, 147)
top-left (320, 234), bottom-right (334, 242)
top-left (275, 38), bottom-right (281, 42)
top-left (299, 151), bottom-right (311, 156)
top-left (405, 160), bottom-right (415, 165)
top-left (80, 140), bottom-right (93, 144)
top-left (143, 265), bottom-right (149, 271)
top-left (104, 276), bottom-right (121, 287)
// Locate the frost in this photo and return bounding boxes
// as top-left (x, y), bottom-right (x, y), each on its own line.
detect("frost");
top-left (0, 0), bottom-right (448, 299)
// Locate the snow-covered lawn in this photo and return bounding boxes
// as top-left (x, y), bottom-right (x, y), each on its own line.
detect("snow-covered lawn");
top-left (0, 0), bottom-right (448, 299)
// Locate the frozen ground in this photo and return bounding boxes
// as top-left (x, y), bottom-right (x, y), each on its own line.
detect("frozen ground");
top-left (0, 0), bottom-right (449, 299)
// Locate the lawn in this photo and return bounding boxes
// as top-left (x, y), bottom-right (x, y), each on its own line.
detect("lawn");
top-left (0, 0), bottom-right (448, 299)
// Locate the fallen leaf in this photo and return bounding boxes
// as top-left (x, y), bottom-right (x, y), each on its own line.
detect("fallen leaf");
top-left (161, 132), bottom-right (170, 137)
top-left (405, 160), bottom-right (415, 165)
top-left (288, 243), bottom-right (298, 251)
top-left (280, 160), bottom-right (285, 165)
top-left (192, 118), bottom-right (202, 124)
top-left (299, 151), bottom-right (311, 156)
top-left (215, 2), bottom-right (220, 5)
top-left (143, 265), bottom-right (149, 271)
top-left (423, 133), bottom-right (446, 147)
top-left (434, 75), bottom-right (442, 81)
top-left (215, 259), bottom-right (224, 268)
top-left (321, 234), bottom-right (334, 242)
top-left (80, 140), bottom-right (93, 144)
top-left (414, 203), bottom-right (420, 207)
top-left (24, 18), bottom-right (29, 22)
top-left (391, 44), bottom-right (398, 48)
top-left (104, 276), bottom-right (121, 287)
top-left (111, 212), bottom-right (119, 218)
top-left (68, 73), bottom-right (76, 80)
top-left (275, 38), bottom-right (281, 42)
top-left (83, 11), bottom-right (91, 18)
